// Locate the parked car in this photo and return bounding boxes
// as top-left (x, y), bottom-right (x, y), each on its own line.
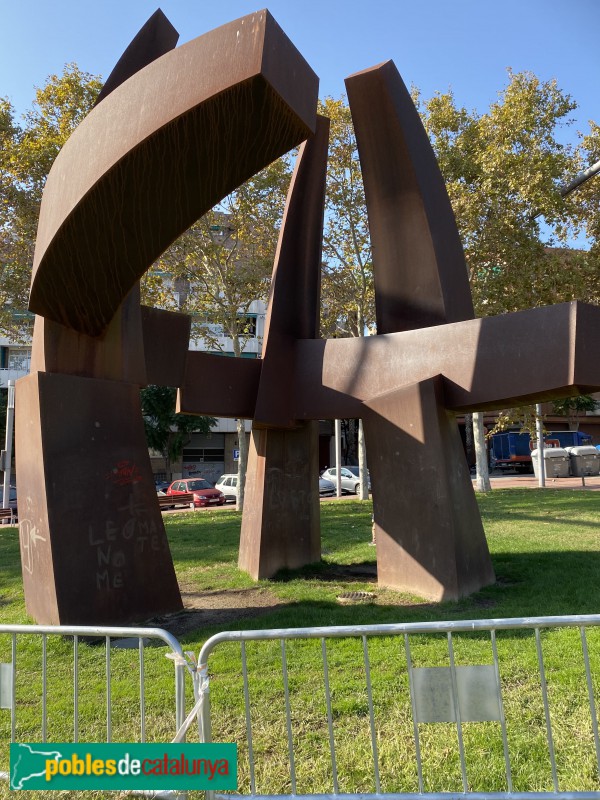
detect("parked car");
top-left (0, 485), bottom-right (17, 512)
top-left (319, 477), bottom-right (336, 497)
top-left (321, 467), bottom-right (371, 494)
top-left (154, 480), bottom-right (170, 493)
top-left (166, 478), bottom-right (225, 508)
top-left (215, 474), bottom-right (238, 503)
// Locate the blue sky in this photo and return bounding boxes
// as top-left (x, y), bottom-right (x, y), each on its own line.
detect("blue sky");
top-left (1, 0), bottom-right (598, 148)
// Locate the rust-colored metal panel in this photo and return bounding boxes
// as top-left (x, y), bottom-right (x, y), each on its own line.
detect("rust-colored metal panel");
top-left (177, 351), bottom-right (262, 419)
top-left (255, 114), bottom-right (330, 428)
top-left (30, 11), bottom-right (318, 336)
top-left (30, 284), bottom-right (147, 385)
top-left (346, 61), bottom-right (474, 333)
top-left (292, 302), bottom-right (600, 419)
top-left (238, 117), bottom-right (329, 574)
top-left (362, 378), bottom-right (494, 599)
top-left (94, 9), bottom-right (179, 106)
top-left (140, 305), bottom-right (191, 388)
top-left (239, 421), bottom-right (321, 579)
top-left (15, 374), bottom-right (59, 623)
top-left (16, 372), bottom-right (182, 624)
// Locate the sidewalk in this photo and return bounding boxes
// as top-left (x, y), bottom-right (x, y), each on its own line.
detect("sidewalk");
top-left (472, 473), bottom-right (600, 491)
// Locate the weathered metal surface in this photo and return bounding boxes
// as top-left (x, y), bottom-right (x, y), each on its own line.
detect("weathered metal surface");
top-left (346, 61), bottom-right (474, 333)
top-left (362, 377), bottom-right (495, 599)
top-left (94, 9), bottom-right (179, 106)
top-left (236, 117), bottom-right (329, 578)
top-left (140, 305), bottom-right (191, 388)
top-left (18, 10), bottom-right (319, 625)
top-left (29, 10), bottom-right (318, 336)
top-left (408, 665), bottom-right (502, 723)
top-left (17, 8), bottom-right (600, 618)
top-left (291, 301), bottom-right (600, 419)
top-left (238, 421), bottom-right (321, 579)
top-left (177, 351), bottom-right (262, 419)
top-left (30, 285), bottom-right (147, 384)
top-left (16, 371), bottom-right (182, 625)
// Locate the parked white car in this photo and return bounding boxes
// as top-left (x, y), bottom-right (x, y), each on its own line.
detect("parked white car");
top-left (215, 474), bottom-right (238, 503)
top-left (321, 466), bottom-right (371, 494)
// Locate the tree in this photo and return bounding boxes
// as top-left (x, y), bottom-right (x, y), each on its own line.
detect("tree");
top-left (551, 395), bottom-right (600, 431)
top-left (321, 73), bottom-right (597, 488)
top-left (415, 71), bottom-right (593, 315)
top-left (140, 385), bottom-right (215, 481)
top-left (150, 158), bottom-right (293, 509)
top-left (416, 72), bottom-right (599, 483)
top-left (0, 65), bottom-right (101, 339)
top-left (319, 97), bottom-right (373, 498)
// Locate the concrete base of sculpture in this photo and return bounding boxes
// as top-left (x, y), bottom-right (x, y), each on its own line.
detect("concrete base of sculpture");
top-left (16, 371), bottom-right (182, 624)
top-left (362, 377), bottom-right (495, 600)
top-left (239, 420), bottom-right (321, 578)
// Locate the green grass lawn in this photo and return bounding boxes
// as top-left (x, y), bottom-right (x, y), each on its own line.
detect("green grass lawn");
top-left (1, 489), bottom-right (600, 798)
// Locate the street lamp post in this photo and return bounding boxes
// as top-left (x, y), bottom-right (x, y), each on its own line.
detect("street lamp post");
top-left (2, 380), bottom-right (15, 512)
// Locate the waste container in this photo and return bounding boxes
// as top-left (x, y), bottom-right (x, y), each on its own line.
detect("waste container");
top-left (531, 447), bottom-right (570, 478)
top-left (565, 445), bottom-right (600, 477)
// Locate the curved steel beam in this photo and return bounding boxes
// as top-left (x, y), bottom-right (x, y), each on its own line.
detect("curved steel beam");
top-left (30, 10), bottom-right (318, 336)
top-left (94, 9), bottom-right (179, 106)
top-left (346, 61), bottom-right (474, 333)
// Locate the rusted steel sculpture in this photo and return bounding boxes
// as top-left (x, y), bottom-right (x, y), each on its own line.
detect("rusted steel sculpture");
top-left (17, 10), bottom-right (318, 624)
top-left (179, 60), bottom-right (600, 598)
top-left (17, 9), bottom-right (600, 624)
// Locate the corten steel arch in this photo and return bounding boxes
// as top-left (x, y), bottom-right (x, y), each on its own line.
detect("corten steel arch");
top-left (17, 10), bottom-right (600, 624)
top-left (16, 10), bottom-right (319, 624)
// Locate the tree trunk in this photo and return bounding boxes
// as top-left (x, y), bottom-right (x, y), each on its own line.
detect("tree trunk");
top-left (341, 418), bottom-right (357, 464)
top-left (236, 418), bottom-right (248, 512)
top-left (464, 412), bottom-right (474, 469)
top-left (357, 418), bottom-right (369, 499)
top-left (569, 413), bottom-right (579, 431)
top-left (473, 411), bottom-right (491, 492)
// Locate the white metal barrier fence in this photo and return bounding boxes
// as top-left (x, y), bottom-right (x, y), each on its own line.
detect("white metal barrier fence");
top-left (180, 615), bottom-right (600, 800)
top-left (0, 624), bottom-right (195, 793)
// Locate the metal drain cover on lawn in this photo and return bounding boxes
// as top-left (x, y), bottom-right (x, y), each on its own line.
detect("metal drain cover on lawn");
top-left (337, 591), bottom-right (376, 604)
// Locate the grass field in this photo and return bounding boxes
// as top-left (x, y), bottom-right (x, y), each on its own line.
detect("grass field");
top-left (1, 488), bottom-right (599, 798)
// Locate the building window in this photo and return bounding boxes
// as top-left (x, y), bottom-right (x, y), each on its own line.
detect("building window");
top-left (7, 347), bottom-right (31, 372)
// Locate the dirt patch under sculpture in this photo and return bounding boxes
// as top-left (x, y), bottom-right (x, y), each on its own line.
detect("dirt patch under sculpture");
top-left (145, 586), bottom-right (284, 638)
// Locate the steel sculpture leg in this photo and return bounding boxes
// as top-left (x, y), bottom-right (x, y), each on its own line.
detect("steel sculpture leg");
top-left (239, 421), bottom-right (321, 578)
top-left (16, 371), bottom-right (182, 624)
top-left (362, 377), bottom-right (495, 600)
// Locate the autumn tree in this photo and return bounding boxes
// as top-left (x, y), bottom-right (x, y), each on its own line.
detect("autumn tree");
top-left (319, 97), bottom-right (373, 498)
top-left (416, 71), bottom-right (595, 316)
top-left (321, 73), bottom-right (597, 490)
top-left (140, 385), bottom-right (215, 481)
top-left (416, 71), bottom-right (599, 487)
top-left (0, 65), bottom-right (101, 339)
top-left (150, 158), bottom-right (293, 509)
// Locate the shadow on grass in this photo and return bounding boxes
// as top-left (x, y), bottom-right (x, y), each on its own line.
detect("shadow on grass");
top-left (272, 560), bottom-right (377, 583)
top-left (173, 546), bottom-right (600, 643)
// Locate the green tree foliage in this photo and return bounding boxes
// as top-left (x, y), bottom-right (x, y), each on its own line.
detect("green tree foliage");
top-left (551, 395), bottom-right (600, 430)
top-left (140, 385), bottom-right (215, 481)
top-left (148, 158), bottom-right (292, 348)
top-left (147, 158), bottom-right (293, 509)
top-left (317, 98), bottom-right (373, 493)
top-left (319, 97), bottom-right (373, 338)
top-left (415, 70), bottom-right (595, 315)
top-left (0, 65), bottom-right (101, 339)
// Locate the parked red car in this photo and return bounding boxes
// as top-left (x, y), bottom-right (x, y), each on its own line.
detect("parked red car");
top-left (166, 478), bottom-right (225, 508)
